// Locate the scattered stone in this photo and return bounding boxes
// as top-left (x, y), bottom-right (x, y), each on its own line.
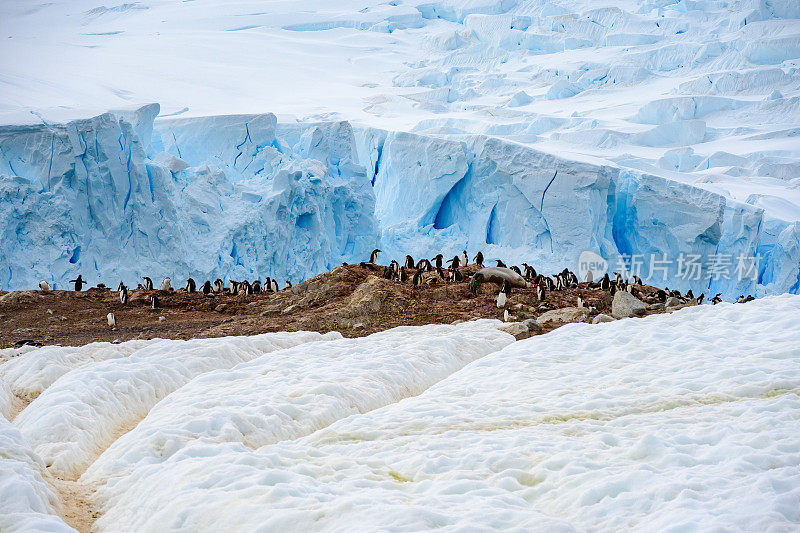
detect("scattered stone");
top-left (647, 302), bottom-right (665, 311)
top-left (522, 318), bottom-right (542, 334)
top-left (214, 304), bottom-right (228, 313)
top-left (537, 307), bottom-right (589, 325)
top-left (592, 314), bottom-right (615, 324)
top-left (499, 322), bottom-right (531, 341)
top-left (612, 291), bottom-right (647, 319)
top-left (665, 296), bottom-right (682, 308)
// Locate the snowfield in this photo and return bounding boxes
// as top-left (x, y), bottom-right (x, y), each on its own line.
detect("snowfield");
top-left (1, 298), bottom-right (798, 531)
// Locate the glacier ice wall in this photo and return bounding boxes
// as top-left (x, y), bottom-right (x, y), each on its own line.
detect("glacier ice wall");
top-left (1, 105), bottom-right (798, 298)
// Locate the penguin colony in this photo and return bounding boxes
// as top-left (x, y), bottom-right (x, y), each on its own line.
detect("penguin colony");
top-left (355, 248), bottom-right (747, 315)
top-left (36, 248), bottom-right (752, 325)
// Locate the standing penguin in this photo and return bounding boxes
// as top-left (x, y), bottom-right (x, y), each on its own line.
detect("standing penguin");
top-left (577, 296), bottom-right (584, 308)
top-left (213, 279), bottom-right (224, 293)
top-left (496, 280), bottom-right (509, 308)
top-left (404, 255), bottom-right (415, 269)
top-left (202, 280), bottom-right (212, 295)
top-left (150, 294), bottom-right (159, 309)
top-left (186, 278), bottom-right (196, 293)
top-left (433, 254), bottom-right (444, 270)
top-left (270, 279), bottom-right (279, 292)
top-left (447, 256), bottom-right (460, 269)
top-left (69, 275), bottom-right (84, 291)
top-left (162, 278), bottom-right (172, 291)
top-left (252, 280), bottom-right (261, 294)
top-left (600, 274), bottom-right (610, 291)
top-left (369, 249), bottom-right (382, 264)
top-left (474, 251), bottom-right (484, 268)
top-left (285, 280), bottom-right (292, 290)
top-left (143, 277), bottom-right (153, 291)
top-left (584, 270), bottom-right (593, 283)
top-left (107, 313), bottom-right (116, 328)
top-left (39, 280), bottom-right (50, 291)
top-left (412, 270), bottom-right (422, 287)
top-left (696, 293), bottom-right (705, 305)
top-left (460, 250), bottom-right (469, 268)
top-left (495, 259), bottom-right (507, 268)
top-left (536, 284), bottom-right (546, 302)
top-left (119, 285), bottom-right (128, 304)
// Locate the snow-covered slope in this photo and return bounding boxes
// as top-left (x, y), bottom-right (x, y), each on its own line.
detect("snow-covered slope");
top-left (0, 0), bottom-right (799, 296)
top-left (65, 295), bottom-right (799, 531)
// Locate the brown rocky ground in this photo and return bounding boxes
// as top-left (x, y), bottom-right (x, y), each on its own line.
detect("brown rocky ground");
top-left (0, 264), bottom-right (667, 349)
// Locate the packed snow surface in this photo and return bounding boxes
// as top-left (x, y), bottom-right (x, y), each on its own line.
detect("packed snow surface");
top-left (1, 0), bottom-right (799, 297)
top-left (62, 295), bottom-right (799, 531)
top-left (1, 300), bottom-right (799, 530)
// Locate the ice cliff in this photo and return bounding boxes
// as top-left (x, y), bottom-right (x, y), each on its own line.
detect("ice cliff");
top-left (0, 105), bottom-right (798, 298)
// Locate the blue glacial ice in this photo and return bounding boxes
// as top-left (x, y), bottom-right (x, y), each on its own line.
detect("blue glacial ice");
top-left (0, 104), bottom-right (798, 299)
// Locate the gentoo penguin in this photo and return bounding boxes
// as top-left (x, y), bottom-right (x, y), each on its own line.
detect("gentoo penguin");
top-left (503, 309), bottom-right (510, 322)
top-left (711, 293), bottom-right (722, 305)
top-left (522, 264), bottom-right (537, 280)
top-left (213, 279), bottom-right (224, 293)
top-left (433, 254), bottom-right (444, 270)
top-left (600, 274), bottom-right (610, 291)
top-left (285, 280), bottom-right (292, 290)
top-left (460, 250), bottom-right (468, 268)
top-left (399, 268), bottom-right (408, 283)
top-left (510, 265), bottom-right (522, 276)
top-left (117, 281), bottom-right (125, 292)
top-left (70, 275), bottom-right (84, 291)
top-left (536, 284), bottom-right (546, 302)
top-left (496, 281), bottom-right (509, 308)
top-left (656, 289), bottom-right (667, 302)
top-left (696, 293), bottom-right (705, 305)
top-left (151, 294), bottom-right (159, 309)
top-left (119, 285), bottom-right (128, 304)
top-left (390, 260), bottom-right (400, 277)
top-left (404, 255), bottom-right (415, 269)
top-left (495, 259), bottom-right (507, 268)
top-left (584, 270), bottom-right (593, 283)
top-left (107, 313), bottom-right (116, 328)
top-left (474, 251), bottom-right (484, 268)
top-left (252, 280), bottom-right (261, 294)
top-left (39, 280), bottom-right (50, 291)
top-left (202, 280), bottom-right (212, 295)
top-left (447, 256), bottom-right (460, 269)
top-left (686, 289), bottom-right (694, 300)
top-left (452, 269), bottom-right (463, 282)
top-left (744, 295), bottom-right (755, 302)
top-left (633, 275), bottom-right (642, 285)
top-left (186, 278), bottom-right (196, 293)
top-left (412, 270), bottom-right (422, 287)
top-left (369, 249), bottom-right (382, 264)
top-left (161, 278), bottom-right (172, 291)
top-left (577, 296), bottom-right (584, 308)
top-left (143, 276), bottom-right (153, 291)
top-left (271, 279), bottom-right (279, 292)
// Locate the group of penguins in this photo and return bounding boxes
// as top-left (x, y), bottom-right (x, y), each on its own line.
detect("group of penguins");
top-left (360, 248), bottom-right (756, 310)
top-left (39, 248), bottom-right (756, 322)
top-left (41, 273), bottom-right (292, 312)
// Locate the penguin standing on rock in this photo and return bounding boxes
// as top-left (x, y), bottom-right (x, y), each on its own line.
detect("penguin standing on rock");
top-left (404, 255), bottom-right (415, 269)
top-left (271, 279), bottom-right (279, 292)
top-left (39, 280), bottom-right (50, 291)
top-left (496, 280), bottom-right (509, 308)
top-left (186, 278), bottom-right (196, 293)
top-left (150, 295), bottom-right (159, 310)
top-left (447, 256), bottom-right (460, 269)
top-left (369, 249), bottom-right (382, 264)
top-left (142, 276), bottom-right (153, 290)
top-left (536, 284), bottom-right (546, 302)
top-left (412, 270), bottom-right (422, 287)
top-left (460, 250), bottom-right (469, 268)
top-left (119, 285), bottom-right (128, 304)
top-left (433, 254), bottom-right (444, 270)
top-left (474, 251), bottom-right (484, 268)
top-left (202, 281), bottom-right (212, 295)
top-left (107, 313), bottom-right (116, 328)
top-left (70, 275), bottom-right (84, 291)
top-left (285, 280), bottom-right (292, 290)
top-left (162, 278), bottom-right (172, 291)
